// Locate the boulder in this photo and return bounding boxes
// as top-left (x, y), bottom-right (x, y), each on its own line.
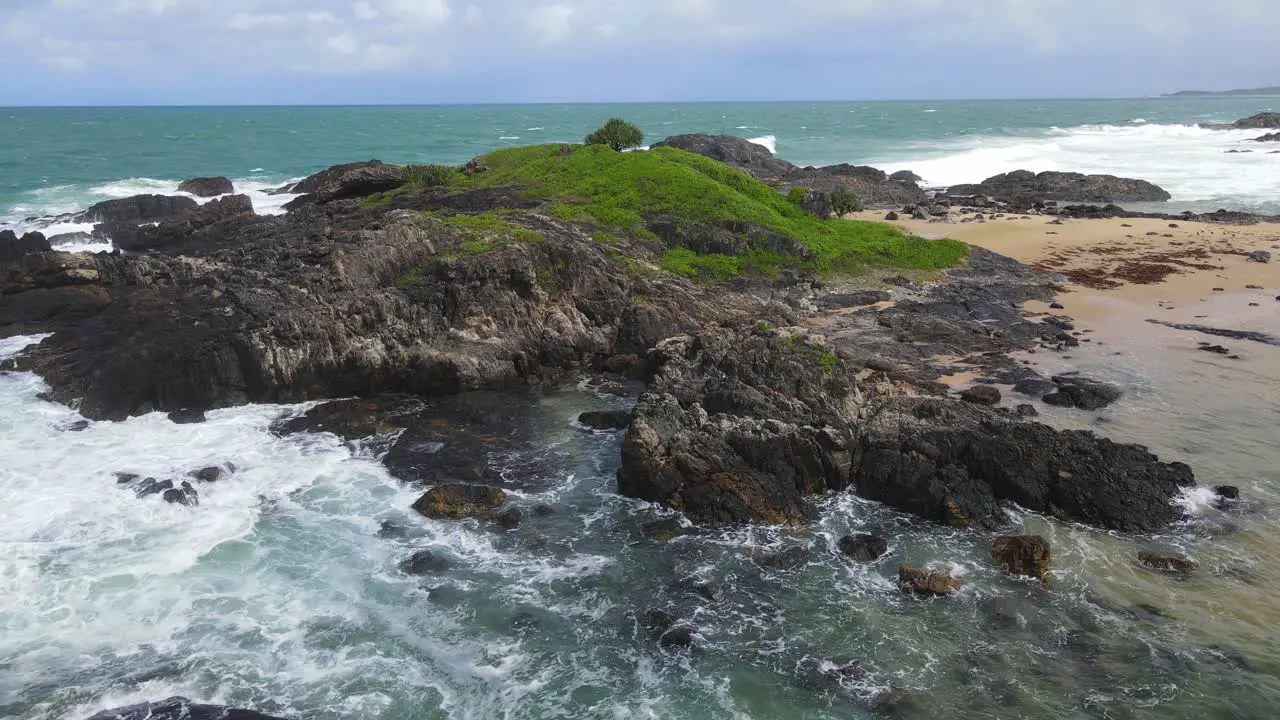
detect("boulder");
top-left (1138, 551), bottom-right (1198, 575)
top-left (961, 384), bottom-right (1001, 406)
top-left (490, 506), bottom-right (522, 530)
top-left (1213, 485), bottom-right (1240, 500)
top-left (1044, 375), bottom-right (1122, 410)
top-left (1248, 250), bottom-right (1271, 263)
top-left (75, 194), bottom-right (197, 224)
top-left (1013, 378), bottom-right (1058, 397)
top-left (112, 194), bottom-right (256, 252)
top-left (1231, 112), bottom-right (1280, 130)
top-left (898, 566), bottom-right (963, 595)
top-left (178, 176), bottom-right (234, 197)
top-left (838, 533), bottom-right (888, 562)
top-left (1014, 404), bottom-right (1039, 418)
top-left (578, 409), bottom-right (634, 431)
top-left (399, 549), bottom-right (452, 575)
top-left (85, 697), bottom-right (287, 720)
top-left (991, 535), bottom-right (1051, 582)
top-left (412, 484), bottom-right (507, 520)
top-left (947, 170), bottom-right (1171, 204)
top-left (1, 230), bottom-right (51, 263)
top-left (884, 211), bottom-right (900, 221)
top-left (283, 160), bottom-right (408, 208)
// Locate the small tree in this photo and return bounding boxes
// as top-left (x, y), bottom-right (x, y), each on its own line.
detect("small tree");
top-left (585, 118), bottom-right (644, 151)
top-left (830, 188), bottom-right (865, 215)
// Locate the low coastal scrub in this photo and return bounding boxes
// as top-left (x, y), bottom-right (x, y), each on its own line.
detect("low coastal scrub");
top-left (454, 142), bottom-right (967, 279)
top-left (584, 118), bottom-right (645, 151)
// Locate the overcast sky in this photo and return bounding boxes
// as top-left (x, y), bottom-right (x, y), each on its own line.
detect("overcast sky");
top-left (1, 0), bottom-right (1277, 105)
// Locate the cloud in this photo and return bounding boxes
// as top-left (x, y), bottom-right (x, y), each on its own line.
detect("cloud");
top-left (526, 3), bottom-right (575, 45)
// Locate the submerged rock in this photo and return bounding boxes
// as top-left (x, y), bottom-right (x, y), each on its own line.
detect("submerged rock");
top-left (1044, 375), bottom-right (1123, 410)
top-left (991, 535), bottom-right (1052, 582)
top-left (898, 566), bottom-right (964, 595)
top-left (838, 533), bottom-right (889, 562)
top-left (85, 697), bottom-right (288, 720)
top-left (642, 518), bottom-right (688, 541)
top-left (577, 409), bottom-right (634, 431)
top-left (167, 408), bottom-right (207, 424)
top-left (412, 484), bottom-right (507, 520)
top-left (178, 176), bottom-right (234, 197)
top-left (1138, 551), bottom-right (1198, 575)
top-left (399, 549), bottom-right (452, 575)
top-left (1013, 378), bottom-right (1058, 397)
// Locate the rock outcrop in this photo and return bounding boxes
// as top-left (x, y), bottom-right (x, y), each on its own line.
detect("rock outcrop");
top-left (1, 230), bottom-right (51, 263)
top-left (84, 696), bottom-right (287, 720)
top-left (111, 194), bottom-right (257, 252)
top-left (1252, 132), bottom-right (1280, 142)
top-left (1203, 112), bottom-right (1280, 130)
top-left (653, 134), bottom-right (927, 208)
top-left (412, 483), bottom-right (508, 519)
top-left (947, 170), bottom-right (1171, 204)
top-left (75, 194), bottom-right (198, 224)
top-left (178, 176), bottom-right (234, 197)
top-left (991, 535), bottom-right (1051, 582)
top-left (282, 160), bottom-right (408, 208)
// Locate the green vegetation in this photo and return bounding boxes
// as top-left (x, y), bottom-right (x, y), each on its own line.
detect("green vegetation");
top-left (407, 164), bottom-right (458, 189)
top-left (830, 188), bottom-right (865, 215)
top-left (787, 187), bottom-right (808, 206)
top-left (754, 320), bottom-right (774, 333)
top-left (817, 351), bottom-right (841, 372)
top-left (584, 118), bottom-right (645, 151)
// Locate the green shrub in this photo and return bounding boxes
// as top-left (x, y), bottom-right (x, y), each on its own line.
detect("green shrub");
top-left (787, 187), bottom-right (807, 206)
top-left (830, 188), bottom-right (864, 215)
top-left (584, 118), bottom-right (645, 152)
top-left (407, 164), bottom-right (457, 189)
top-left (817, 351), bottom-right (840, 372)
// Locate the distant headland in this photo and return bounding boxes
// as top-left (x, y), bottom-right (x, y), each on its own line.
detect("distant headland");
top-left (1166, 85), bottom-right (1280, 97)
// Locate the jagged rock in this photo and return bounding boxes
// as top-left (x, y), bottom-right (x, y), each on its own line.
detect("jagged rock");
top-left (947, 170), bottom-right (1171, 204)
top-left (578, 409), bottom-right (634, 431)
top-left (1254, 132), bottom-right (1280, 142)
top-left (794, 188), bottom-right (833, 219)
top-left (1014, 404), bottom-right (1039, 418)
top-left (911, 206), bottom-right (930, 220)
top-left (1248, 250), bottom-right (1271, 263)
top-left (991, 535), bottom-right (1052, 582)
top-left (399, 549), bottom-right (452, 575)
top-left (1138, 551), bottom-right (1198, 575)
top-left (642, 518), bottom-right (688, 541)
top-left (961, 384), bottom-right (1001, 405)
top-left (75, 194), bottom-right (198, 224)
top-left (412, 484), bottom-right (507, 520)
top-left (190, 465), bottom-right (227, 483)
top-left (283, 160), bottom-right (408, 208)
top-left (898, 566), bottom-right (963, 595)
top-left (0, 230), bottom-right (51, 263)
top-left (113, 194), bottom-right (256, 252)
top-left (178, 176), bottom-right (234, 197)
top-left (85, 697), bottom-right (287, 720)
top-left (1043, 375), bottom-right (1122, 410)
top-left (838, 533), bottom-right (888, 562)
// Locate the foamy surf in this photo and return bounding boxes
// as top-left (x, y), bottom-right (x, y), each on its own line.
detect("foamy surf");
top-left (748, 134), bottom-right (777, 154)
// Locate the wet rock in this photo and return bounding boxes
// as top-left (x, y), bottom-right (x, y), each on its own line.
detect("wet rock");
top-left (190, 466), bottom-right (226, 483)
top-left (838, 533), bottom-right (889, 562)
top-left (532, 504), bottom-right (556, 517)
top-left (890, 170), bottom-right (923, 183)
top-left (166, 408), bottom-right (207, 424)
top-left (113, 194), bottom-right (256, 252)
top-left (991, 535), bottom-right (1052, 582)
top-left (85, 696), bottom-right (288, 720)
top-left (1248, 250), bottom-right (1271, 263)
top-left (1138, 551), bottom-right (1198, 575)
top-left (961, 384), bottom-right (1002, 406)
top-left (645, 609), bottom-right (698, 650)
top-left (177, 177), bottom-right (234, 197)
top-left (1045, 375), bottom-right (1122, 410)
top-left (1013, 378), bottom-right (1058, 397)
top-left (1213, 485), bottom-right (1240, 500)
top-left (399, 549), bottom-right (452, 575)
top-left (1199, 344), bottom-right (1231, 355)
top-left (134, 478), bottom-right (174, 498)
top-left (162, 482), bottom-right (199, 507)
top-left (1049, 302), bottom-right (1065, 310)
top-left (757, 545), bottom-right (811, 571)
top-left (75, 194), bottom-right (198, 225)
top-left (1, 230), bottom-right (52, 263)
top-left (642, 518), bottom-right (688, 541)
top-left (680, 576), bottom-right (723, 602)
top-left (1014, 404), bottom-right (1039, 418)
top-left (898, 566), bottom-right (964, 595)
top-left (411, 484), bottom-right (507, 520)
top-left (577, 409), bottom-right (634, 431)
top-left (490, 507), bottom-right (523, 530)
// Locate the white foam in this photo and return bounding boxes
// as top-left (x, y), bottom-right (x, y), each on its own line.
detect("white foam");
top-left (875, 122), bottom-right (1280, 212)
top-left (499, 136), bottom-right (520, 140)
top-left (747, 134), bottom-right (777, 155)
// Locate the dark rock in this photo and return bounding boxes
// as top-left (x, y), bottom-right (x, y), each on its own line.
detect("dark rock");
top-left (1013, 378), bottom-right (1057, 397)
top-left (178, 177), bottom-right (234, 197)
top-left (85, 696), bottom-right (288, 720)
top-left (1, 230), bottom-right (52, 263)
top-left (991, 535), bottom-right (1051, 582)
top-left (1248, 250), bottom-right (1271, 263)
top-left (1138, 551), bottom-right (1198, 575)
top-left (1227, 112), bottom-right (1280, 130)
top-left (819, 290), bottom-right (891, 309)
top-left (679, 575), bottom-right (723, 602)
top-left (491, 507), bottom-right (522, 530)
top-left (113, 194), bottom-right (256, 252)
top-left (898, 566), bottom-right (963, 595)
top-left (642, 518), bottom-right (688, 541)
top-left (411, 484), bottom-right (507, 520)
top-left (134, 478), bottom-right (173, 499)
top-left (1047, 375), bottom-right (1122, 410)
top-left (577, 409), bottom-right (634, 431)
top-left (1254, 132), bottom-right (1280, 142)
top-left (890, 170), bottom-right (923, 183)
top-left (399, 549), bottom-right (452, 575)
top-left (1213, 485), bottom-right (1240, 500)
top-left (76, 195), bottom-right (198, 225)
top-left (644, 609), bottom-right (698, 650)
top-left (162, 483), bottom-right (198, 506)
top-left (652, 134), bottom-right (796, 181)
top-left (1014, 404), bottom-right (1039, 418)
top-left (532, 504), bottom-right (556, 517)
top-left (838, 533), bottom-right (888, 562)
top-left (961, 384), bottom-right (1001, 406)
top-left (946, 170), bottom-right (1171, 204)
top-left (167, 408), bottom-right (207, 424)
top-left (884, 211), bottom-right (900, 221)
top-left (1199, 344), bottom-right (1231, 355)
top-left (462, 157), bottom-right (489, 175)
top-left (756, 545), bottom-right (811, 571)
top-left (287, 159), bottom-right (404, 197)
top-left (190, 466), bottom-right (226, 483)
top-left (1049, 302), bottom-right (1065, 309)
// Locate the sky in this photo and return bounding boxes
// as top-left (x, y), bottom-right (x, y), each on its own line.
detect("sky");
top-left (1, 0), bottom-right (1278, 105)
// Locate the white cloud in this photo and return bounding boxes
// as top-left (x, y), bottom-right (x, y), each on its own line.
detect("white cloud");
top-left (353, 1), bottom-right (380, 20)
top-left (527, 3), bottom-right (575, 44)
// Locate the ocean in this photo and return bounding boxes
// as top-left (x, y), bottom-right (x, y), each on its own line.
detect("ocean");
top-left (3, 101), bottom-right (1280, 719)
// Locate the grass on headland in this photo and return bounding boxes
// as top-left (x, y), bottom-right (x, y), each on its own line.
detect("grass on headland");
top-left (452, 143), bottom-right (967, 280)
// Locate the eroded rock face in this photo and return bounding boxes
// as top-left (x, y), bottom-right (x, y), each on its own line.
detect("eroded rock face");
top-left (947, 170), bottom-right (1171, 204)
top-left (991, 535), bottom-right (1052, 582)
top-left (112, 194), bottom-right (256, 252)
top-left (178, 176), bottom-right (234, 197)
top-left (84, 696), bottom-right (287, 720)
